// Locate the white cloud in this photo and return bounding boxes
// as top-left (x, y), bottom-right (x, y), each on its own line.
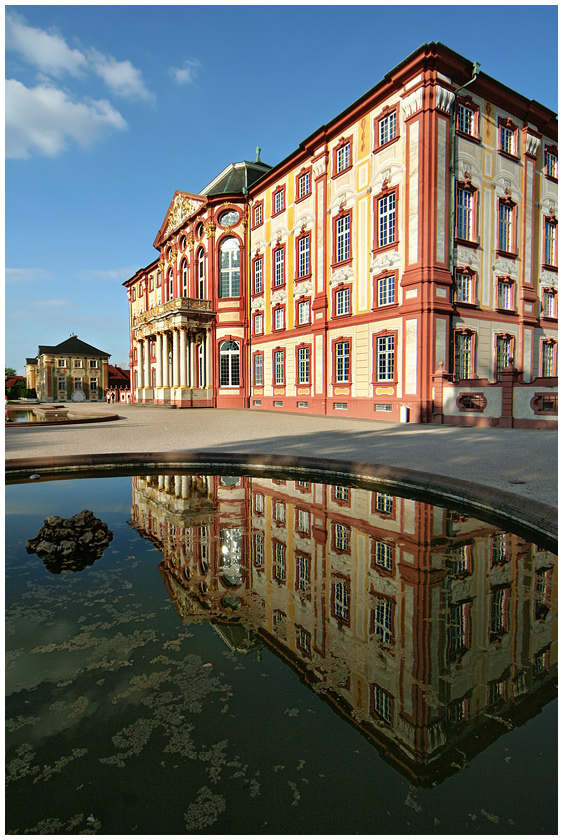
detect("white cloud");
top-left (28, 299), bottom-right (73, 309)
top-left (75, 267), bottom-right (141, 283)
top-left (5, 79), bottom-right (128, 159)
top-left (6, 12), bottom-right (87, 78)
top-left (89, 49), bottom-right (153, 102)
top-left (169, 59), bottom-right (201, 85)
top-left (5, 267), bottom-right (55, 284)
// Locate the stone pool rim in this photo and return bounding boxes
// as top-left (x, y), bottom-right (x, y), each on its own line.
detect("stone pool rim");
top-left (5, 450), bottom-right (557, 551)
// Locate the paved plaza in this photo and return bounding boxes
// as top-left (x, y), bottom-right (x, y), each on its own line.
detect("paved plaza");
top-left (5, 404), bottom-right (558, 537)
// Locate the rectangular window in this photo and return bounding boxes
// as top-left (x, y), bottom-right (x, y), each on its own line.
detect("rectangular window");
top-left (542, 343), bottom-right (555, 377)
top-left (336, 143), bottom-right (350, 173)
top-left (274, 248), bottom-right (285, 286)
top-left (274, 500), bottom-right (285, 523)
top-left (334, 485), bottom-right (349, 501)
top-left (543, 290), bottom-right (556, 318)
top-left (455, 271), bottom-right (472, 303)
top-left (334, 578), bottom-right (350, 621)
top-left (73, 377), bottom-right (82, 390)
top-left (336, 215), bottom-right (350, 263)
top-left (334, 523), bottom-right (350, 552)
top-left (298, 235), bottom-right (310, 277)
top-left (297, 555), bottom-right (310, 592)
top-left (73, 359), bottom-right (83, 368)
top-left (497, 279), bottom-right (511, 310)
top-left (375, 492), bottom-right (393, 515)
top-left (274, 350), bottom-right (285, 385)
top-left (457, 187), bottom-right (473, 240)
top-left (274, 307), bottom-right (284, 330)
top-left (457, 103), bottom-right (473, 135)
top-left (373, 684), bottom-right (392, 723)
top-left (274, 189), bottom-right (285, 214)
top-left (298, 171), bottom-right (310, 198)
top-left (57, 376), bottom-right (66, 391)
top-left (254, 257), bottom-right (263, 293)
top-left (297, 299), bottom-right (310, 325)
top-left (254, 204), bottom-right (263, 226)
top-left (545, 149), bottom-right (557, 179)
top-left (297, 346), bottom-right (310, 384)
top-left (89, 377), bottom-right (98, 394)
top-left (498, 203), bottom-right (513, 252)
top-left (57, 359), bottom-right (65, 368)
top-left (253, 533), bottom-right (264, 567)
top-left (496, 336), bottom-right (512, 377)
top-left (297, 508), bottom-right (310, 533)
top-left (297, 626), bottom-right (310, 654)
top-left (544, 220), bottom-right (556, 265)
top-left (89, 359), bottom-right (98, 369)
top-left (374, 541), bottom-right (393, 572)
top-left (500, 124), bottom-right (514, 155)
top-left (254, 354), bottom-right (263, 386)
top-left (378, 193), bottom-right (396, 247)
top-left (335, 341), bottom-right (350, 383)
top-left (379, 112), bottom-right (396, 146)
top-left (374, 597), bottom-right (393, 644)
top-left (455, 333), bottom-right (472, 379)
top-left (335, 287), bottom-right (350, 316)
top-left (254, 493), bottom-right (264, 514)
top-left (378, 275), bottom-right (395, 306)
top-left (274, 542), bottom-right (286, 581)
top-left (376, 335), bottom-right (395, 381)
top-left (254, 312), bottom-right (263, 335)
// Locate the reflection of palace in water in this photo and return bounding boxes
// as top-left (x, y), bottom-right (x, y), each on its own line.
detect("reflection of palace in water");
top-left (130, 473), bottom-right (557, 785)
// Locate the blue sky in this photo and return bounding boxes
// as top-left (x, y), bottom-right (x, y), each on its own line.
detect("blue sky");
top-left (5, 4), bottom-right (558, 373)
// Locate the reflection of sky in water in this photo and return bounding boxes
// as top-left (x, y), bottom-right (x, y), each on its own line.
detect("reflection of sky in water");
top-left (5, 473), bottom-right (558, 836)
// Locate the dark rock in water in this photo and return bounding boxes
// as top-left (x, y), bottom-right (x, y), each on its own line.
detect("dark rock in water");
top-left (25, 509), bottom-right (113, 574)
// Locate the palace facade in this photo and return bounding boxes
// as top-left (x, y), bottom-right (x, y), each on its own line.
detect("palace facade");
top-left (125, 42), bottom-right (558, 427)
top-left (25, 335), bottom-right (110, 402)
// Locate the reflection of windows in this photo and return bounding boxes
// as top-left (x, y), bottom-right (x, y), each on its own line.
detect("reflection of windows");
top-left (373, 540), bottom-right (393, 572)
top-left (534, 569), bottom-right (551, 620)
top-left (220, 528), bottom-right (242, 585)
top-left (334, 523), bottom-right (350, 553)
top-left (490, 587), bottom-right (509, 639)
top-left (273, 541), bottom-right (286, 581)
top-left (296, 626), bottom-right (311, 655)
top-left (333, 578), bottom-right (350, 622)
top-left (254, 493), bottom-right (264, 514)
top-left (333, 486), bottom-right (349, 502)
top-left (253, 533), bottom-right (264, 568)
top-left (448, 602), bottom-right (471, 659)
top-left (374, 596), bottom-right (393, 644)
top-left (375, 492), bottom-right (394, 515)
top-left (491, 533), bottom-right (508, 566)
top-left (448, 698), bottom-right (469, 726)
top-left (487, 679), bottom-right (506, 707)
top-left (372, 684), bottom-right (392, 724)
top-left (274, 500), bottom-right (285, 524)
top-left (296, 508), bottom-right (310, 533)
top-left (296, 554), bottom-right (310, 593)
top-left (200, 526), bottom-right (208, 562)
top-left (447, 544), bottom-right (471, 576)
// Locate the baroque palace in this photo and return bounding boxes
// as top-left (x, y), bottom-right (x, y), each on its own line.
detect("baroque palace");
top-left (125, 42), bottom-right (558, 427)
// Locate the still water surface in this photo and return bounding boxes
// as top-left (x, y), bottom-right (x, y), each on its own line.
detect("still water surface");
top-left (5, 473), bottom-right (557, 834)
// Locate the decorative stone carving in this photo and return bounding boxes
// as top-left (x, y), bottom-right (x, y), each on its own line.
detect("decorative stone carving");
top-left (492, 257), bottom-right (518, 279)
top-left (271, 289), bottom-right (287, 306)
top-left (251, 296), bottom-right (265, 310)
top-left (204, 222), bottom-right (216, 238)
top-left (401, 88), bottom-right (423, 119)
top-left (370, 250), bottom-right (401, 273)
top-left (312, 156), bottom-right (327, 178)
top-left (525, 133), bottom-right (541, 158)
top-left (540, 271), bottom-right (558, 289)
top-left (330, 267), bottom-right (354, 286)
top-left (295, 281), bottom-right (313, 296)
top-left (165, 194), bottom-right (204, 236)
top-left (435, 85), bottom-right (455, 113)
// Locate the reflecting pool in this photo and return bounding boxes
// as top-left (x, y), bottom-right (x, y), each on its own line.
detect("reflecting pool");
top-left (5, 472), bottom-right (557, 834)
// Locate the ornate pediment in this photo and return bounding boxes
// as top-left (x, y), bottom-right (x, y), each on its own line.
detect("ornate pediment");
top-left (370, 250), bottom-right (401, 274)
top-left (156, 192), bottom-right (206, 246)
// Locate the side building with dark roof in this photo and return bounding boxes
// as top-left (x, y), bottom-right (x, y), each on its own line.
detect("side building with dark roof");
top-left (25, 336), bottom-right (110, 402)
top-left (124, 43), bottom-right (557, 427)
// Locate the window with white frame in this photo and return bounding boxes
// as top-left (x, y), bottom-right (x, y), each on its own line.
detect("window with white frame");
top-left (274, 500), bottom-right (285, 523)
top-left (497, 278), bottom-right (512, 310)
top-left (335, 287), bottom-right (350, 316)
top-left (334, 485), bottom-right (349, 501)
top-left (374, 596), bottom-right (393, 644)
top-left (490, 587), bottom-right (508, 635)
top-left (496, 335), bottom-right (512, 377)
top-left (74, 359), bottom-right (83, 368)
top-left (454, 332), bottom-right (473, 379)
top-left (274, 189), bottom-right (285, 214)
top-left (274, 248), bottom-right (285, 286)
top-left (545, 148), bottom-right (557, 179)
top-left (378, 193), bottom-right (396, 246)
top-left (197, 248), bottom-right (205, 298)
top-left (254, 203), bottom-right (263, 226)
top-left (57, 376), bottom-right (66, 391)
top-left (274, 307), bottom-right (284, 330)
top-left (500, 123), bottom-right (515, 155)
top-left (448, 603), bottom-right (469, 656)
top-left (253, 256), bottom-right (263, 294)
top-left (297, 555), bottom-right (310, 592)
top-left (89, 359), bottom-right (98, 369)
top-left (375, 492), bottom-right (393, 514)
top-left (457, 102), bottom-right (473, 135)
top-left (374, 540), bottom-right (393, 572)
top-left (168, 269), bottom-right (174, 300)
top-left (498, 202), bottom-right (514, 252)
top-left (376, 335), bottom-right (395, 381)
top-left (297, 346), bottom-right (310, 384)
top-left (335, 341), bottom-right (350, 382)
top-left (254, 353), bottom-right (263, 386)
top-left (297, 508), bottom-right (310, 533)
top-left (57, 358), bottom-right (66, 368)
top-left (455, 271), bottom-right (472, 303)
top-left (543, 289), bottom-right (556, 318)
top-left (542, 341), bottom-right (555, 377)
top-left (336, 215), bottom-right (350, 262)
top-left (219, 237), bottom-right (240, 297)
top-left (219, 340), bottom-right (240, 386)
top-left (379, 112), bottom-right (396, 146)
top-left (334, 578), bottom-right (350, 621)
top-left (254, 492), bottom-right (264, 514)
top-left (334, 523), bottom-right (349, 552)
top-left (274, 350), bottom-right (285, 385)
top-left (378, 274), bottom-right (395, 306)
top-left (298, 171), bottom-right (311, 198)
top-left (373, 684), bottom-right (392, 723)
top-left (457, 186), bottom-right (473, 241)
top-left (297, 626), bottom-right (310, 653)
top-left (89, 377), bottom-right (98, 394)
top-left (297, 299), bottom-right (310, 325)
top-left (181, 259), bottom-right (188, 296)
top-left (544, 219), bottom-right (557, 265)
top-left (298, 235), bottom-right (310, 277)
top-left (73, 377), bottom-right (82, 390)
top-left (336, 142), bottom-right (350, 173)
top-left (274, 542), bottom-right (286, 581)
top-left (253, 532), bottom-right (264, 567)
top-left (254, 312), bottom-right (263, 334)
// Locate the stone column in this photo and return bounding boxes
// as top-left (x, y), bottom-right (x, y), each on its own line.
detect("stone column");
top-left (162, 333), bottom-right (170, 388)
top-left (137, 340), bottom-right (144, 388)
top-left (205, 331), bottom-right (212, 390)
top-left (144, 337), bottom-right (151, 389)
top-left (155, 333), bottom-right (163, 388)
top-left (180, 328), bottom-right (187, 388)
top-left (172, 330), bottom-right (180, 388)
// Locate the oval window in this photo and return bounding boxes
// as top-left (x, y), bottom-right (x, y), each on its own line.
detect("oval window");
top-left (218, 209), bottom-right (239, 227)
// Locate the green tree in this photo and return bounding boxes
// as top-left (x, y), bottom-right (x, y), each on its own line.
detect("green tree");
top-left (5, 367), bottom-right (16, 376)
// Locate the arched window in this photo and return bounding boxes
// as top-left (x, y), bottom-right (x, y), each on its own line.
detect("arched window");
top-left (219, 237), bottom-right (240, 298)
top-left (197, 248), bottom-right (206, 299)
top-left (219, 340), bottom-right (240, 386)
top-left (168, 269), bottom-right (174, 301)
top-left (181, 259), bottom-right (188, 297)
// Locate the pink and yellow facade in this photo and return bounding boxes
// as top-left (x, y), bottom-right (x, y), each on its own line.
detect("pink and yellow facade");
top-left (125, 43), bottom-right (557, 427)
